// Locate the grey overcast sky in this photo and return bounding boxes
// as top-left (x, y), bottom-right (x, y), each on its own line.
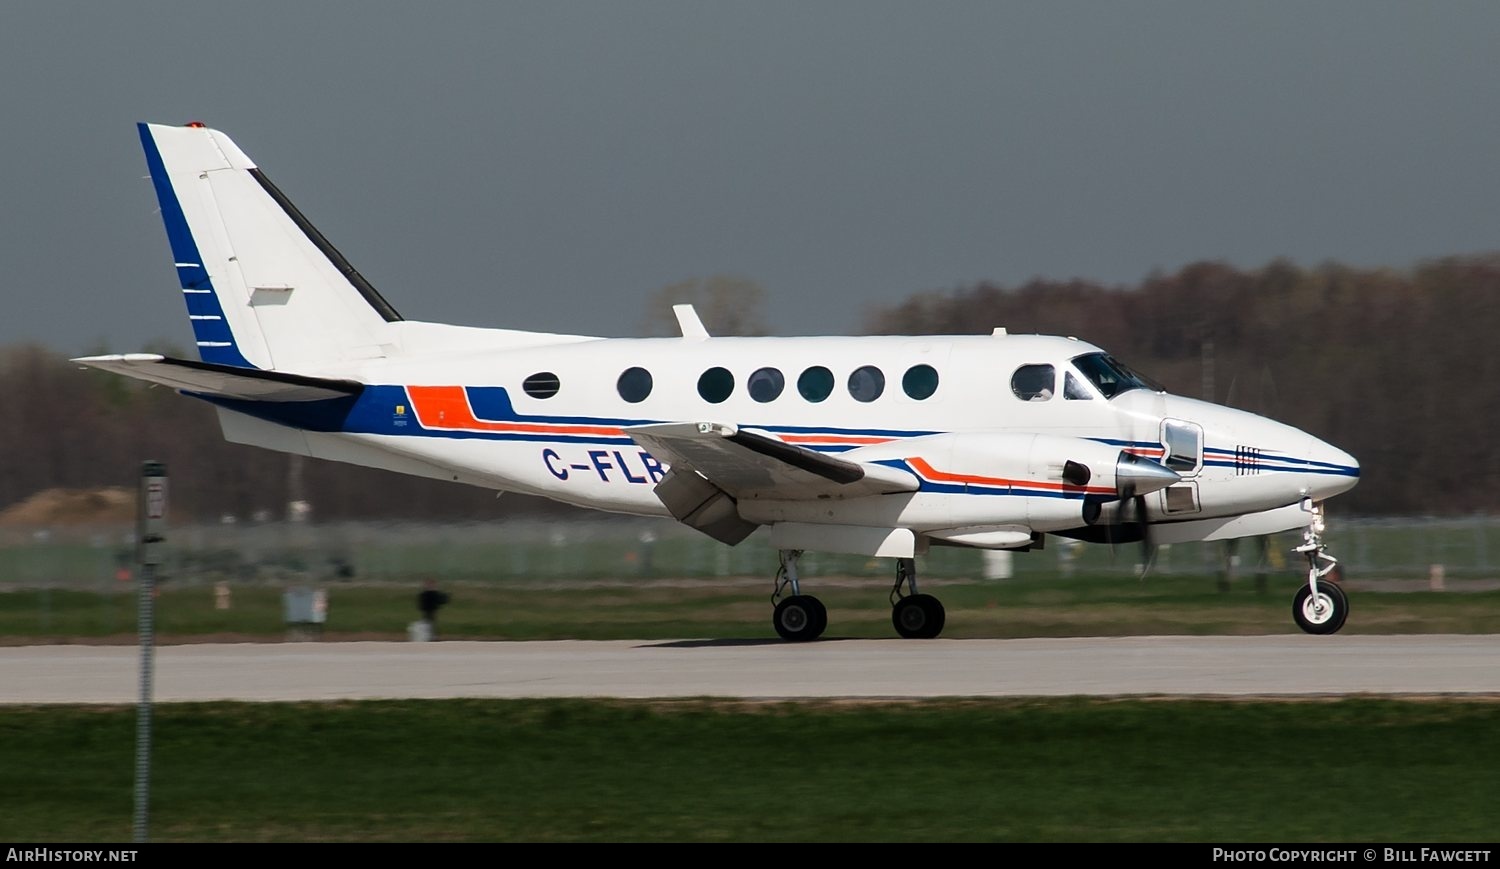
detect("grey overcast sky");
top-left (4, 1), bottom-right (1500, 352)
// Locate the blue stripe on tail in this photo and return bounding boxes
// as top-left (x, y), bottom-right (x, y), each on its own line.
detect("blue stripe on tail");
top-left (137, 123), bottom-right (255, 369)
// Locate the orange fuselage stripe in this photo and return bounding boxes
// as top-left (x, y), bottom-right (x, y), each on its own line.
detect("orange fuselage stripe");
top-left (402, 387), bottom-right (1131, 501)
top-left (906, 456), bottom-right (1115, 495)
top-left (781, 434), bottom-right (893, 445)
top-left (404, 386), bottom-right (626, 437)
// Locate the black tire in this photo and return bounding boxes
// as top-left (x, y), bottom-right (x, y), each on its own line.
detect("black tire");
top-left (1292, 581), bottom-right (1349, 635)
top-left (774, 595), bottom-right (825, 642)
top-left (892, 594), bottom-right (946, 639)
top-left (804, 595), bottom-right (828, 639)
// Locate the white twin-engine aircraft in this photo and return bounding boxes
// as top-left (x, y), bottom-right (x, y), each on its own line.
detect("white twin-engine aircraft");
top-left (79, 123), bottom-right (1360, 641)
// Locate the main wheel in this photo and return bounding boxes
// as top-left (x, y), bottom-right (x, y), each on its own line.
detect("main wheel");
top-left (1292, 581), bottom-right (1349, 635)
top-left (774, 595), bottom-right (826, 642)
top-left (804, 595), bottom-right (828, 639)
top-left (892, 594), bottom-right (946, 639)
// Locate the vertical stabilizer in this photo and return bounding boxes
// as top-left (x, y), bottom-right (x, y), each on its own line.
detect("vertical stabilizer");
top-left (139, 122), bottom-right (402, 371)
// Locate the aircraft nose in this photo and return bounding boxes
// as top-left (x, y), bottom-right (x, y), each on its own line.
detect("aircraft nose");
top-left (1308, 437), bottom-right (1360, 500)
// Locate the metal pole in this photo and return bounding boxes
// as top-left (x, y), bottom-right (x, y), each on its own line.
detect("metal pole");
top-left (134, 558), bottom-right (153, 843)
top-left (134, 461), bottom-right (167, 844)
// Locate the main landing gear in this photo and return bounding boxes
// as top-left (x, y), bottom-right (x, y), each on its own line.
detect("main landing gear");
top-left (771, 549), bottom-right (827, 642)
top-left (1291, 501), bottom-right (1348, 635)
top-left (769, 551), bottom-right (948, 641)
top-left (890, 557), bottom-right (945, 639)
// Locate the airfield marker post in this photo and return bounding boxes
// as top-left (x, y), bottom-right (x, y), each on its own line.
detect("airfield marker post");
top-left (134, 461), bottom-right (167, 844)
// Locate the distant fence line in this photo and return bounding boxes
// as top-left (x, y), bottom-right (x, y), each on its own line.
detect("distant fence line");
top-left (0, 515), bottom-right (1496, 589)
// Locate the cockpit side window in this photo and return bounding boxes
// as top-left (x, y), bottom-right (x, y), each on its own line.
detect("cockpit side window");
top-left (1064, 372), bottom-right (1093, 400)
top-left (1062, 373), bottom-right (1098, 402)
top-left (1071, 352), bottom-right (1154, 399)
top-left (1011, 364), bottom-right (1056, 401)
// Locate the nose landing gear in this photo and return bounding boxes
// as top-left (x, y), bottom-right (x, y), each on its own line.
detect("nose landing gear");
top-left (1291, 501), bottom-right (1348, 634)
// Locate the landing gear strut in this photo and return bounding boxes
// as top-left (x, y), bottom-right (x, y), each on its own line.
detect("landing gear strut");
top-left (771, 549), bottom-right (826, 642)
top-left (890, 557), bottom-right (945, 639)
top-left (1291, 501), bottom-right (1348, 635)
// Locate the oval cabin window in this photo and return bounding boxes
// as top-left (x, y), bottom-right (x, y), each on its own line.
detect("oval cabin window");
top-left (522, 372), bottom-right (561, 399)
top-left (617, 367), bottom-right (653, 403)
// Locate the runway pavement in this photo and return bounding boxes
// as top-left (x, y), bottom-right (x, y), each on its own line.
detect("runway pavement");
top-left (4, 635), bottom-right (1498, 704)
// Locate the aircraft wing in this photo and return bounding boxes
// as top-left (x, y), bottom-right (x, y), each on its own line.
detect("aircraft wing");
top-left (626, 422), bottom-right (917, 500)
top-left (73, 354), bottom-right (362, 402)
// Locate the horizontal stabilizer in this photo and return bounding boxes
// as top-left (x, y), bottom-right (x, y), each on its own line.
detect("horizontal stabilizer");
top-left (72, 354), bottom-right (362, 402)
top-left (626, 422), bottom-right (917, 501)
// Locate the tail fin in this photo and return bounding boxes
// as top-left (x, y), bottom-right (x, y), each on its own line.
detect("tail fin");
top-left (139, 122), bottom-right (402, 371)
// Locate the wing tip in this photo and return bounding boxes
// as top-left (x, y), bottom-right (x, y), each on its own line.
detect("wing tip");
top-left (72, 353), bottom-right (166, 364)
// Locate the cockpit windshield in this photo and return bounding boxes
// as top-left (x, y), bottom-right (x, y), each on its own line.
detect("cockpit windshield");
top-left (1071, 352), bottom-right (1158, 399)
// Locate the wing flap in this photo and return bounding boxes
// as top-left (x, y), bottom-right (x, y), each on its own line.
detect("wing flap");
top-left (73, 354), bottom-right (362, 402)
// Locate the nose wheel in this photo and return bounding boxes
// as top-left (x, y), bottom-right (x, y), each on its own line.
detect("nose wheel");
top-left (1291, 501), bottom-right (1348, 635)
top-left (1293, 581), bottom-right (1348, 634)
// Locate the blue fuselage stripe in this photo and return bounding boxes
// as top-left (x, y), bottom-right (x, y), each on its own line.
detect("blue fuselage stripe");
top-left (196, 384), bottom-right (1357, 479)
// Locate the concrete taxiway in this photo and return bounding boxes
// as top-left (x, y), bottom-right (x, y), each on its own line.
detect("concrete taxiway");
top-left (3, 635), bottom-right (1498, 704)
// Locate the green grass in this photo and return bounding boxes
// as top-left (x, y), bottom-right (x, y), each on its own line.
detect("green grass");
top-left (2, 572), bottom-right (1497, 642)
top-left (1, 697), bottom-right (1496, 842)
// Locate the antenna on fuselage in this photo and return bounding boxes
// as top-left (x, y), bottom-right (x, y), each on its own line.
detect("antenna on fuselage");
top-left (674, 304), bottom-right (710, 340)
